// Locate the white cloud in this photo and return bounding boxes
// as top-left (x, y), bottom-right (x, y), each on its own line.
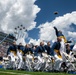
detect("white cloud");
top-left (0, 0), bottom-right (40, 33)
top-left (68, 31), bottom-right (76, 38)
top-left (38, 11), bottom-right (76, 42)
top-left (16, 38), bottom-right (26, 46)
top-left (38, 22), bottom-right (56, 41)
top-left (0, 0), bottom-right (40, 44)
top-left (28, 38), bottom-right (47, 46)
top-left (29, 38), bottom-right (40, 45)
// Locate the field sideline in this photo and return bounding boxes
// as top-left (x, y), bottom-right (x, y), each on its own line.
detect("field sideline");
top-left (0, 69), bottom-right (73, 75)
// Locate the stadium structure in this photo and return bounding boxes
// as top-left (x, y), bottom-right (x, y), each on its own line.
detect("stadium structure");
top-left (0, 32), bottom-right (16, 57)
top-left (0, 31), bottom-right (16, 44)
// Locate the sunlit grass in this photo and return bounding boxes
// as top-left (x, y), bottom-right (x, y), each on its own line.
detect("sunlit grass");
top-left (0, 69), bottom-right (73, 75)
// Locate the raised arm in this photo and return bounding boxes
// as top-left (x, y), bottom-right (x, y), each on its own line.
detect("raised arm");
top-left (53, 27), bottom-right (59, 37)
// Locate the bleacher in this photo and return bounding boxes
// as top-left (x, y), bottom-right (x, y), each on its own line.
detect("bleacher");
top-left (0, 32), bottom-right (16, 57)
top-left (0, 32), bottom-right (16, 43)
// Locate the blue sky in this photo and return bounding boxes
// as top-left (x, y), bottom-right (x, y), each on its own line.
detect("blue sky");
top-left (0, 0), bottom-right (76, 45)
top-left (27, 0), bottom-right (76, 43)
top-left (35, 0), bottom-right (76, 23)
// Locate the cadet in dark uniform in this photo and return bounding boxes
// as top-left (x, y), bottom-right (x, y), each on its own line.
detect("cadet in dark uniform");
top-left (7, 41), bottom-right (18, 69)
top-left (17, 43), bottom-right (25, 70)
top-left (24, 44), bottom-right (33, 55)
top-left (52, 37), bottom-right (62, 58)
top-left (53, 26), bottom-right (71, 43)
top-left (44, 42), bottom-right (54, 56)
top-left (52, 37), bottom-right (63, 71)
top-left (7, 41), bottom-right (17, 56)
top-left (18, 43), bottom-right (25, 55)
top-left (35, 41), bottom-right (46, 56)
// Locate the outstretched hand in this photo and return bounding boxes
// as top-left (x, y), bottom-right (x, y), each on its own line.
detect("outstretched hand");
top-left (53, 26), bottom-right (56, 29)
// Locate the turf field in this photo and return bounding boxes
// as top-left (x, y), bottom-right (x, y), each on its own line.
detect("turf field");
top-left (0, 69), bottom-right (73, 75)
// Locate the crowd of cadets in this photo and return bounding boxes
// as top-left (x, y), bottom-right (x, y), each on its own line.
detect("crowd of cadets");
top-left (6, 27), bottom-right (76, 71)
top-left (7, 26), bottom-right (74, 57)
top-left (7, 38), bottom-right (72, 56)
top-left (7, 38), bottom-right (74, 57)
top-left (7, 41), bottom-right (53, 57)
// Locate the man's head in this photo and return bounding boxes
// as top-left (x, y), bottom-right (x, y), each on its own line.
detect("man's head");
top-left (25, 44), bottom-right (30, 48)
top-left (57, 37), bottom-right (62, 42)
top-left (47, 42), bottom-right (51, 46)
top-left (58, 30), bottom-right (62, 34)
top-left (19, 43), bottom-right (22, 46)
top-left (13, 41), bottom-right (16, 45)
top-left (66, 44), bottom-right (70, 50)
top-left (40, 41), bottom-right (44, 46)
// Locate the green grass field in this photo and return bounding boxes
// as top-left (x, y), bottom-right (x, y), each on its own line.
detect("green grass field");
top-left (0, 69), bottom-right (73, 75)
